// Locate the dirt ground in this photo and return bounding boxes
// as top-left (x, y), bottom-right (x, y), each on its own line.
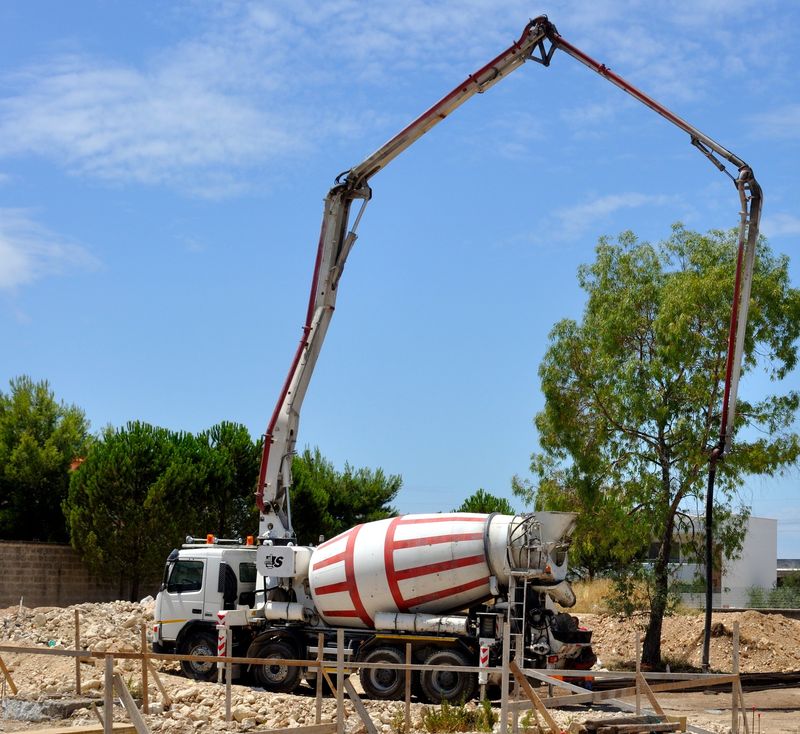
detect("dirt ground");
top-left (1, 601), bottom-right (799, 733)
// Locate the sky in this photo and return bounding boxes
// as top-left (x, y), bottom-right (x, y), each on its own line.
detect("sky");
top-left (1, 1), bottom-right (798, 555)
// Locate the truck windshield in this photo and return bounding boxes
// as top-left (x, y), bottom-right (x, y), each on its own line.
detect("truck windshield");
top-left (166, 560), bottom-right (204, 593)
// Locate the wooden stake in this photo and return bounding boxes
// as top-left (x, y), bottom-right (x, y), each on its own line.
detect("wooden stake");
top-left (343, 677), bottom-right (379, 734)
top-left (405, 642), bottom-right (412, 734)
top-left (509, 661), bottom-right (559, 734)
top-left (225, 628), bottom-right (232, 723)
top-left (140, 625), bottom-right (149, 714)
top-left (500, 615), bottom-right (510, 734)
top-left (146, 660), bottom-right (172, 708)
top-left (104, 655), bottom-right (113, 734)
top-left (75, 609), bottom-right (82, 695)
top-left (336, 629), bottom-right (344, 734)
top-left (316, 632), bottom-right (324, 725)
top-left (635, 632), bottom-right (641, 715)
top-left (732, 621), bottom-right (740, 734)
top-left (113, 672), bottom-right (152, 734)
top-left (737, 679), bottom-right (750, 734)
top-left (0, 654), bottom-right (18, 695)
top-left (637, 674), bottom-right (666, 717)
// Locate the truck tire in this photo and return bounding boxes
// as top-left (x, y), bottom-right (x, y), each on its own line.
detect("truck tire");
top-left (359, 646), bottom-right (405, 700)
top-left (419, 648), bottom-right (476, 703)
top-left (252, 639), bottom-right (301, 693)
top-left (179, 629), bottom-right (218, 681)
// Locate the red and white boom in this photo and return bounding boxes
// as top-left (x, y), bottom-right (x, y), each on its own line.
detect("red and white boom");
top-left (255, 16), bottom-right (761, 543)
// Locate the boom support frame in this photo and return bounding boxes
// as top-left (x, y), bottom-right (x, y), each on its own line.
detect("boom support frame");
top-left (255, 19), bottom-right (762, 656)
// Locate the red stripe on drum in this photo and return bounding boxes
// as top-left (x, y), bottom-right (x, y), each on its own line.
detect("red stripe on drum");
top-left (344, 524), bottom-right (372, 627)
top-left (312, 551), bottom-right (346, 570)
top-left (314, 580), bottom-right (351, 595)
top-left (403, 576), bottom-right (490, 608)
top-left (394, 553), bottom-right (485, 581)
top-left (392, 532), bottom-right (483, 549)
top-left (384, 516), bottom-right (406, 612)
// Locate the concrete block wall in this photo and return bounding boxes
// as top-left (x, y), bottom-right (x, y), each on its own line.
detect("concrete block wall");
top-left (0, 541), bottom-right (126, 607)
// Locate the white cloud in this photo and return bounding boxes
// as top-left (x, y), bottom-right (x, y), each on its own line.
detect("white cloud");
top-left (761, 212), bottom-right (800, 238)
top-left (0, 1), bottom-right (793, 195)
top-left (0, 209), bottom-right (98, 290)
top-left (555, 192), bottom-right (674, 241)
top-left (750, 104), bottom-right (800, 140)
top-left (0, 55), bottom-right (303, 193)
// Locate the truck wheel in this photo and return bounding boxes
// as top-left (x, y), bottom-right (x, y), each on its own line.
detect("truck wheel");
top-left (419, 648), bottom-right (476, 703)
top-left (252, 640), bottom-right (301, 693)
top-left (179, 630), bottom-right (218, 681)
top-left (359, 646), bottom-right (405, 700)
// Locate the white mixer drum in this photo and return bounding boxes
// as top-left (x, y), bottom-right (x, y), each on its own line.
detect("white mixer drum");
top-left (308, 513), bottom-right (493, 629)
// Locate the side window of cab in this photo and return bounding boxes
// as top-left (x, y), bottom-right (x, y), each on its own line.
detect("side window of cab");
top-left (166, 560), bottom-right (204, 593)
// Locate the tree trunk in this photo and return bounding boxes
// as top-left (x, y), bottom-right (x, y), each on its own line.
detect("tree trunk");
top-left (642, 515), bottom-right (674, 668)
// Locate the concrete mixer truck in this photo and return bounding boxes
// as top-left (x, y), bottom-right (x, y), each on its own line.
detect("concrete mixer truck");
top-left (153, 15), bottom-right (761, 701)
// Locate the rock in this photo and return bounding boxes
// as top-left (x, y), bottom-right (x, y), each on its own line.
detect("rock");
top-left (232, 705), bottom-right (257, 723)
top-left (241, 717), bottom-right (257, 730)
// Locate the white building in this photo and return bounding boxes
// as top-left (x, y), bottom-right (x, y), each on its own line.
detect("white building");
top-left (669, 515), bottom-right (777, 608)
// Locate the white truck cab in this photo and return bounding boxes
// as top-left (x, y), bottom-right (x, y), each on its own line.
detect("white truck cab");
top-left (153, 536), bottom-right (258, 680)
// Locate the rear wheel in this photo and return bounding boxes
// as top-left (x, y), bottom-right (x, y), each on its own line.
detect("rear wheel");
top-left (179, 629), bottom-right (218, 681)
top-left (419, 648), bottom-right (476, 703)
top-left (252, 639), bottom-right (302, 693)
top-left (359, 646), bottom-right (406, 700)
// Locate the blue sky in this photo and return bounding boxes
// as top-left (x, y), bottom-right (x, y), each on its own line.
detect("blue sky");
top-left (1, 1), bottom-right (798, 554)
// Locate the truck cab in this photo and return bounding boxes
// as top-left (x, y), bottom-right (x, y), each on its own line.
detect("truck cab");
top-left (152, 536), bottom-right (258, 680)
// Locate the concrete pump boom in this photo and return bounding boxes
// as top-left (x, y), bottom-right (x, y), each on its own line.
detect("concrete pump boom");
top-left (255, 16), bottom-right (762, 559)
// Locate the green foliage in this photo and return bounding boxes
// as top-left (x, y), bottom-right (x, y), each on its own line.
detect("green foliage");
top-left (782, 571), bottom-right (800, 590)
top-left (523, 225), bottom-right (800, 666)
top-left (746, 584), bottom-right (800, 609)
top-left (0, 376), bottom-right (91, 541)
top-left (187, 422), bottom-right (261, 538)
top-left (606, 564), bottom-right (679, 620)
top-left (421, 700), bottom-right (496, 733)
top-left (453, 488), bottom-right (514, 514)
top-left (63, 420), bottom-right (259, 600)
top-left (290, 447), bottom-right (400, 545)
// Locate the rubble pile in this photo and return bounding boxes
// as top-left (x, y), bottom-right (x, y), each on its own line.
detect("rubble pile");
top-left (582, 610), bottom-right (800, 673)
top-left (0, 602), bottom-right (793, 733)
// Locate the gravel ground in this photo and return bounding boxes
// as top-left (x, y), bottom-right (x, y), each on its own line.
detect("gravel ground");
top-left (1, 601), bottom-right (798, 733)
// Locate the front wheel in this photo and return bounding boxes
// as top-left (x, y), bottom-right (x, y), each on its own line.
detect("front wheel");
top-left (359, 646), bottom-right (406, 700)
top-left (179, 629), bottom-right (218, 681)
top-left (252, 639), bottom-right (302, 693)
top-left (419, 648), bottom-right (476, 703)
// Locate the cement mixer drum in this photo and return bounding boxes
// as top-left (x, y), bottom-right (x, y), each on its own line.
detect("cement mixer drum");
top-left (308, 511), bottom-right (575, 629)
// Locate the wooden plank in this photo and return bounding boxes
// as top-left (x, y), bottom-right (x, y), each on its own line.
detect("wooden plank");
top-left (0, 653), bottom-right (18, 695)
top-left (509, 661), bottom-right (559, 734)
top-left (343, 677), bottom-right (379, 734)
top-left (603, 724), bottom-right (680, 733)
top-left (113, 673), bottom-right (151, 734)
top-left (253, 725), bottom-right (336, 734)
top-left (22, 725), bottom-right (136, 734)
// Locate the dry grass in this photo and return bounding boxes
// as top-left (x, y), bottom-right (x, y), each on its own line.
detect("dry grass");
top-left (567, 578), bottom-right (614, 614)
